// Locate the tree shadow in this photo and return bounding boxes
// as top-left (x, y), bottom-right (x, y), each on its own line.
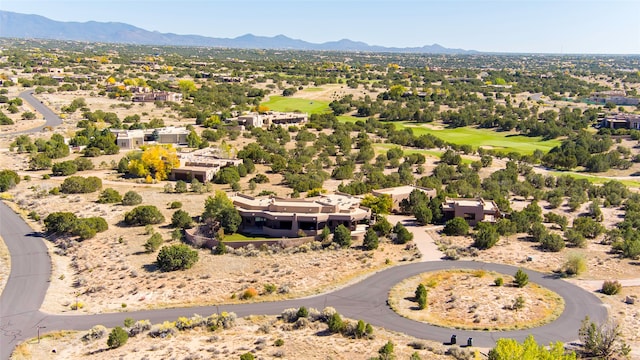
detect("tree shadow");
top-left (143, 263), bottom-right (158, 272)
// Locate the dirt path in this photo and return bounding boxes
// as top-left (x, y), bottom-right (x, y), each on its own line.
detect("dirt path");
top-left (387, 215), bottom-right (444, 262)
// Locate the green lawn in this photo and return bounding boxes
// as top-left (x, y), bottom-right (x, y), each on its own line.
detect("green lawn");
top-left (547, 171), bottom-right (640, 188)
top-left (301, 87), bottom-right (324, 92)
top-left (223, 233), bottom-right (274, 242)
top-left (396, 122), bottom-right (561, 155)
top-left (261, 96), bottom-right (330, 114)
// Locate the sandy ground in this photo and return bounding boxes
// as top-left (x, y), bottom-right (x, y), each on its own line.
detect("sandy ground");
top-left (387, 215), bottom-right (444, 262)
top-left (389, 270), bottom-right (563, 331)
top-left (11, 314), bottom-right (461, 360)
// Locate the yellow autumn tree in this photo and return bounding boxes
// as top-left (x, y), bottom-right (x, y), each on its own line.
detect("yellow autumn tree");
top-left (127, 145), bottom-right (180, 181)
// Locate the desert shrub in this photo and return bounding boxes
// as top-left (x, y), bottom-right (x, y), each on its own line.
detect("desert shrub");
top-left (263, 283), bottom-right (277, 294)
top-left (121, 190), bottom-right (142, 206)
top-left (241, 287), bottom-right (258, 300)
top-left (97, 188), bottom-right (122, 204)
top-left (601, 280), bottom-right (622, 295)
top-left (149, 321), bottom-right (177, 338)
top-left (144, 233), bottom-right (163, 252)
top-left (82, 325), bottom-right (107, 341)
top-left (443, 217), bottom-right (469, 236)
top-left (169, 201), bottom-right (182, 209)
top-left (514, 268), bottom-right (529, 288)
top-left (378, 340), bottom-right (395, 360)
top-left (60, 176), bottom-right (102, 193)
top-left (564, 253), bottom-right (587, 276)
top-left (327, 312), bottom-right (344, 334)
top-left (156, 244), bottom-right (199, 271)
top-left (128, 320), bottom-right (151, 337)
top-left (494, 277), bottom-right (504, 286)
top-left (124, 205), bottom-right (165, 225)
top-left (281, 308), bottom-right (298, 323)
top-left (240, 353), bottom-right (255, 360)
top-left (206, 312), bottom-right (236, 330)
top-left (107, 326), bottom-right (128, 349)
top-left (296, 306), bottom-right (309, 319)
top-left (124, 317), bottom-right (135, 328)
top-left (321, 306), bottom-right (337, 322)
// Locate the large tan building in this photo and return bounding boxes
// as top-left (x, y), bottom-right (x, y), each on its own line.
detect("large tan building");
top-left (442, 197), bottom-right (501, 226)
top-left (232, 194), bottom-right (371, 238)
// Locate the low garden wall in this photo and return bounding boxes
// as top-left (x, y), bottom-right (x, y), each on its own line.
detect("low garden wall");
top-left (184, 229), bottom-right (317, 249)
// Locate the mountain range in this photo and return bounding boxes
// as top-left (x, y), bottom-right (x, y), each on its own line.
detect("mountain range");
top-left (0, 11), bottom-right (476, 54)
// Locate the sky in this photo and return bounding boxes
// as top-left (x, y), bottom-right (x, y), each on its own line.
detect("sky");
top-left (1, 0), bottom-right (639, 54)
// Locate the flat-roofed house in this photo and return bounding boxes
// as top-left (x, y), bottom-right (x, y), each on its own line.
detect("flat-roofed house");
top-left (602, 113), bottom-right (640, 130)
top-left (156, 127), bottom-right (190, 145)
top-left (112, 129), bottom-right (146, 149)
top-left (232, 194), bottom-right (371, 238)
top-left (442, 197), bottom-right (501, 226)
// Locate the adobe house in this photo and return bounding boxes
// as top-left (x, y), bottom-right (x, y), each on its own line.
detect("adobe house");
top-left (441, 197), bottom-right (501, 226)
top-left (232, 194), bottom-right (371, 238)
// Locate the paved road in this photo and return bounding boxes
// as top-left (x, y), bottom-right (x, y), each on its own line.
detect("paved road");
top-left (0, 201), bottom-right (608, 359)
top-left (6, 90), bottom-right (63, 135)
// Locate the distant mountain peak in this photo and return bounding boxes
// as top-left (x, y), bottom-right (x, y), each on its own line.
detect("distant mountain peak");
top-left (0, 10), bottom-right (477, 54)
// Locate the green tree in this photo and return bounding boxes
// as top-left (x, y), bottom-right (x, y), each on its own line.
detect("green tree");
top-left (514, 268), bottom-right (529, 288)
top-left (579, 317), bottom-right (630, 359)
top-left (218, 206), bottom-right (242, 234)
top-left (333, 224), bottom-right (352, 248)
top-left (106, 327), bottom-right (129, 349)
top-left (156, 244), bottom-right (199, 271)
top-left (363, 228), bottom-right (379, 250)
top-left (443, 217), bottom-right (469, 236)
top-left (473, 222), bottom-right (499, 249)
top-left (124, 205), bottom-right (165, 226)
top-left (171, 209), bottom-right (193, 229)
top-left (415, 284), bottom-right (427, 310)
top-left (372, 216), bottom-right (392, 237)
top-left (0, 169), bottom-right (20, 192)
top-left (393, 222), bottom-right (413, 244)
top-left (413, 203), bottom-right (432, 225)
top-left (52, 160), bottom-right (78, 176)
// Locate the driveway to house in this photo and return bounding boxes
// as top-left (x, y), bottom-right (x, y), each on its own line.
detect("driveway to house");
top-left (8, 90), bottom-right (64, 134)
top-left (387, 214), bottom-right (444, 261)
top-left (0, 201), bottom-right (609, 359)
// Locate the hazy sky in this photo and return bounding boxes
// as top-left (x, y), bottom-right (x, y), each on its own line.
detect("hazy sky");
top-left (1, 0), bottom-right (639, 54)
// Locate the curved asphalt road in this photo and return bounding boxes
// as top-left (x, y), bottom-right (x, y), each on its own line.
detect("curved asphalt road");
top-left (4, 90), bottom-right (63, 135)
top-left (0, 201), bottom-right (608, 359)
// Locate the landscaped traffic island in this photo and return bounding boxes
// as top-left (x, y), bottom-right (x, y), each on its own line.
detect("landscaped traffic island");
top-left (388, 269), bottom-right (564, 331)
